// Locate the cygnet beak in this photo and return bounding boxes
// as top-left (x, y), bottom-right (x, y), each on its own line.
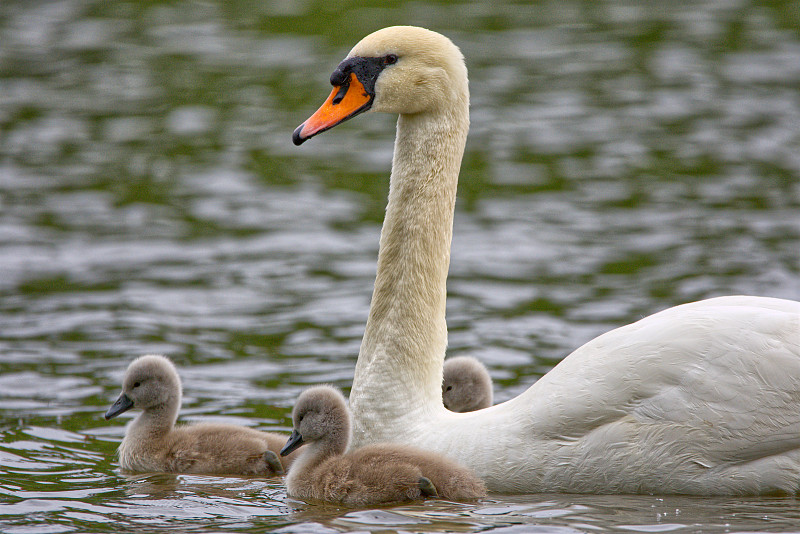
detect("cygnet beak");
top-left (104, 393), bottom-right (134, 420)
top-left (280, 429), bottom-right (305, 456)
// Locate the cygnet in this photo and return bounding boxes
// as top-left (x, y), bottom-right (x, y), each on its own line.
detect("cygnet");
top-left (442, 356), bottom-right (493, 412)
top-left (105, 354), bottom-right (296, 475)
top-left (280, 385), bottom-right (486, 505)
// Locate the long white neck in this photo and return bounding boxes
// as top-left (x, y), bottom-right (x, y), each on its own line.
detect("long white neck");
top-left (349, 106), bottom-right (468, 448)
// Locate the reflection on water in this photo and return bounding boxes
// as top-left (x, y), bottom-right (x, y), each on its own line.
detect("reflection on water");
top-left (1, 0), bottom-right (799, 532)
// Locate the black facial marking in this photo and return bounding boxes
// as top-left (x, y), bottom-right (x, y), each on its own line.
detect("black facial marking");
top-left (329, 55), bottom-right (396, 97)
top-left (331, 84), bottom-right (348, 105)
top-left (330, 67), bottom-right (349, 87)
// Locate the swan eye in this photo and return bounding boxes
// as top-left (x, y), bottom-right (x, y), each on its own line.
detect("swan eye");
top-left (384, 54), bottom-right (398, 65)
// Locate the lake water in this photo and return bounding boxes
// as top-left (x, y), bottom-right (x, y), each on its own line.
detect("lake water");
top-left (1, 0), bottom-right (799, 532)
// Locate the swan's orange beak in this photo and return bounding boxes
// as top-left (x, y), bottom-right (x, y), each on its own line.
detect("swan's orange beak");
top-left (293, 73), bottom-right (372, 145)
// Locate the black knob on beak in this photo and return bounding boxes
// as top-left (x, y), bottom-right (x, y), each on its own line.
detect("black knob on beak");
top-left (330, 67), bottom-right (349, 87)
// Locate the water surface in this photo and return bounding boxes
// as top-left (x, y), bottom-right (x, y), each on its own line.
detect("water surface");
top-left (1, 0), bottom-right (799, 532)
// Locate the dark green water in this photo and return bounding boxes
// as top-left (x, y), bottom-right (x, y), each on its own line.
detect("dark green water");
top-left (1, 0), bottom-right (799, 532)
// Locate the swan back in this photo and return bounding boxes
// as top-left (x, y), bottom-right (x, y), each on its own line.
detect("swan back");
top-left (442, 356), bottom-right (493, 412)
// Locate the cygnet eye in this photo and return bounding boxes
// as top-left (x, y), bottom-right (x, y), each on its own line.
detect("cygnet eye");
top-left (384, 54), bottom-right (398, 65)
top-left (445, 385), bottom-right (453, 391)
top-left (133, 382), bottom-right (141, 388)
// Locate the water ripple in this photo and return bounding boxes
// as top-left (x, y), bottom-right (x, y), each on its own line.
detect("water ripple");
top-left (2, 0), bottom-right (799, 532)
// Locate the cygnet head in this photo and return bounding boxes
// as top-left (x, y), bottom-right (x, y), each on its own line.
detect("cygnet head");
top-left (280, 385), bottom-right (350, 457)
top-left (442, 356), bottom-right (493, 412)
top-left (105, 354), bottom-right (182, 420)
top-left (293, 25), bottom-right (468, 144)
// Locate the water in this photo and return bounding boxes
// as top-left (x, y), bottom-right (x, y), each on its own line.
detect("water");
top-left (1, 0), bottom-right (799, 532)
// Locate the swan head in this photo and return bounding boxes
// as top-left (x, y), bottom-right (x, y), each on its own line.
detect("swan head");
top-left (280, 385), bottom-right (351, 456)
top-left (293, 26), bottom-right (468, 145)
top-left (104, 354), bottom-right (182, 420)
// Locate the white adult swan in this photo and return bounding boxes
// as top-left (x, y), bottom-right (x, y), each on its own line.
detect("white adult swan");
top-left (293, 26), bottom-right (800, 494)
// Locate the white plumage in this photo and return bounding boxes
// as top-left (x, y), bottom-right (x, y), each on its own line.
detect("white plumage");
top-left (296, 26), bottom-right (800, 495)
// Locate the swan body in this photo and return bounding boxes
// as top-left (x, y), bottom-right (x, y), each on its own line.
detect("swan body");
top-left (105, 354), bottom-right (296, 475)
top-left (294, 26), bottom-right (800, 494)
top-left (442, 356), bottom-right (493, 412)
top-left (280, 385), bottom-right (486, 505)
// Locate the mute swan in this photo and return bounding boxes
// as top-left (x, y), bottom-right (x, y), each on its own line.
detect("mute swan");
top-left (280, 385), bottom-right (486, 504)
top-left (105, 354), bottom-right (296, 475)
top-left (442, 356), bottom-right (493, 412)
top-left (293, 26), bottom-right (800, 494)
